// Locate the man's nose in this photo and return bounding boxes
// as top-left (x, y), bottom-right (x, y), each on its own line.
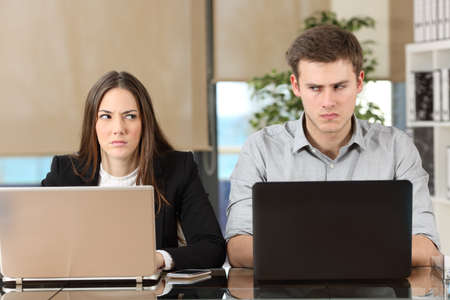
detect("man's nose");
top-left (321, 89), bottom-right (337, 109)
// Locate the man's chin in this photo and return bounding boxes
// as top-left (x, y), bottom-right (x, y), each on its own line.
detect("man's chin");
top-left (318, 124), bottom-right (344, 134)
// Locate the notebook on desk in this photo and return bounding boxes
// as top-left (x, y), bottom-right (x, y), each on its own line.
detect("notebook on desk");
top-left (0, 186), bottom-right (160, 287)
top-left (252, 180), bottom-right (413, 281)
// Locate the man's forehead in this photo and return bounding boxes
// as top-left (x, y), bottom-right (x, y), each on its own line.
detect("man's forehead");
top-left (296, 59), bottom-right (357, 83)
top-left (298, 58), bottom-right (353, 67)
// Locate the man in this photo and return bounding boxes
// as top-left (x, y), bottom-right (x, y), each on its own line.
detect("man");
top-left (225, 25), bottom-right (440, 268)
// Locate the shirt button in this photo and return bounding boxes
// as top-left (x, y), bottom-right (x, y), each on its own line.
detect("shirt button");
top-left (329, 164), bottom-right (334, 169)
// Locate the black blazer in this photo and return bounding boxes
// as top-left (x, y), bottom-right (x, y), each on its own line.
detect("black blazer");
top-left (41, 151), bottom-right (226, 270)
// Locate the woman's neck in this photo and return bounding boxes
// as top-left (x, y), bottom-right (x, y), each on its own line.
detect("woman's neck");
top-left (100, 153), bottom-right (138, 177)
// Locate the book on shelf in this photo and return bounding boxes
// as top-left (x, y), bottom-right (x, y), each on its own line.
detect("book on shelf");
top-left (442, 69), bottom-right (450, 121)
top-left (448, 146), bottom-right (450, 199)
top-left (446, 0), bottom-right (450, 38)
top-left (412, 128), bottom-right (435, 196)
top-left (409, 69), bottom-right (450, 122)
top-left (431, 0), bottom-right (438, 41)
top-left (439, 0), bottom-right (446, 39)
top-left (414, 0), bottom-right (425, 42)
top-left (424, 0), bottom-right (433, 41)
top-left (433, 70), bottom-right (441, 121)
top-left (414, 0), bottom-right (450, 41)
top-left (407, 72), bottom-right (416, 122)
top-left (412, 71), bottom-right (434, 121)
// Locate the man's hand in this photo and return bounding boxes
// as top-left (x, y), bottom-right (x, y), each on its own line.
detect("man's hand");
top-left (227, 234), bottom-right (439, 268)
top-left (412, 234), bottom-right (441, 267)
top-left (227, 234), bottom-right (254, 267)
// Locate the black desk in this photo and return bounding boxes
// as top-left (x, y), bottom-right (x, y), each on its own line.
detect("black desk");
top-left (1, 267), bottom-right (447, 299)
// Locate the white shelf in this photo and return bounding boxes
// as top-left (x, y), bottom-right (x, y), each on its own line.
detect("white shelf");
top-left (407, 121), bottom-right (450, 127)
top-left (431, 196), bottom-right (450, 204)
top-left (407, 40), bottom-right (450, 255)
top-left (407, 39), bottom-right (450, 52)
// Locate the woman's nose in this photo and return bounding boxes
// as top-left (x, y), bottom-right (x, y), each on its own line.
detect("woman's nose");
top-left (112, 118), bottom-right (125, 135)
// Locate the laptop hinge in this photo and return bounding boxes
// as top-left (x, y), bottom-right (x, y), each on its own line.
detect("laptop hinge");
top-left (15, 278), bottom-right (23, 285)
top-left (135, 276), bottom-right (143, 284)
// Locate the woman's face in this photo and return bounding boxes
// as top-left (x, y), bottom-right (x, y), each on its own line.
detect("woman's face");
top-left (96, 88), bottom-right (142, 164)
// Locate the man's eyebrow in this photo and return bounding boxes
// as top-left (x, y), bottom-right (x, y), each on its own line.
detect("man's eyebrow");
top-left (333, 80), bottom-right (350, 85)
top-left (305, 80), bottom-right (349, 86)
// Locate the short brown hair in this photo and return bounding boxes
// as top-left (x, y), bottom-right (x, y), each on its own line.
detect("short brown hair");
top-left (286, 25), bottom-right (363, 79)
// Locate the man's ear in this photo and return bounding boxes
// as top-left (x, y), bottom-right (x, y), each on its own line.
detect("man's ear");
top-left (290, 74), bottom-right (301, 97)
top-left (356, 70), bottom-right (365, 93)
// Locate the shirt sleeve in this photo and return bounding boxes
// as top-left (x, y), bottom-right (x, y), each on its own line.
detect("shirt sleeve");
top-left (156, 249), bottom-right (174, 270)
top-left (395, 131), bottom-right (440, 248)
top-left (225, 134), bottom-right (266, 240)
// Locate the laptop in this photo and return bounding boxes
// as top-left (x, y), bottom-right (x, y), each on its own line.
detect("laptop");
top-left (0, 186), bottom-right (160, 288)
top-left (1, 289), bottom-right (159, 300)
top-left (252, 180), bottom-right (412, 281)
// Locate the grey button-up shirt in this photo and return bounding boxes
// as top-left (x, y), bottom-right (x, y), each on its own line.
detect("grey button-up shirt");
top-left (225, 114), bottom-right (440, 248)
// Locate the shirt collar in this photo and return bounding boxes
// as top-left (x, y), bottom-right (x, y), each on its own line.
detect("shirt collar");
top-left (292, 113), bottom-right (310, 153)
top-left (292, 112), bottom-right (366, 153)
top-left (350, 115), bottom-right (366, 150)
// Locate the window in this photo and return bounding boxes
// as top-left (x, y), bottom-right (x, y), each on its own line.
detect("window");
top-left (358, 80), bottom-right (392, 126)
top-left (216, 82), bottom-right (254, 181)
top-left (0, 157), bottom-right (52, 185)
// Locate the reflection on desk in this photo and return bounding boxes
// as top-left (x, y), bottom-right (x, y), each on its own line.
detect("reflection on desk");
top-left (227, 267), bottom-right (447, 299)
top-left (0, 267), bottom-right (447, 299)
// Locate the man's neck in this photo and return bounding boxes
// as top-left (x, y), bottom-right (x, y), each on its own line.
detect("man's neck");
top-left (304, 117), bottom-right (353, 160)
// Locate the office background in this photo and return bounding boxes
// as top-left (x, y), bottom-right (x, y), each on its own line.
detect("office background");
top-left (0, 0), bottom-right (448, 254)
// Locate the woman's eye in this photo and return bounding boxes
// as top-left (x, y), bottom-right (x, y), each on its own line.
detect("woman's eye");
top-left (125, 114), bottom-right (137, 120)
top-left (98, 114), bottom-right (110, 119)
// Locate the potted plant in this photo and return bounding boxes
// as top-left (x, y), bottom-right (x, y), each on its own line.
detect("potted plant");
top-left (248, 11), bottom-right (385, 131)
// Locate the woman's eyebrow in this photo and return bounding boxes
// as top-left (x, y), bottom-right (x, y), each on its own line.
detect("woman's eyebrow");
top-left (121, 109), bottom-right (138, 114)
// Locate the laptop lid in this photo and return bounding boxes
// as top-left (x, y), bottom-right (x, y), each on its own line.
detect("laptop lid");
top-left (253, 180), bottom-right (412, 281)
top-left (0, 186), bottom-right (157, 281)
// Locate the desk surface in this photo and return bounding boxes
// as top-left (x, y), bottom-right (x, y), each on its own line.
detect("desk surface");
top-left (1, 267), bottom-right (448, 300)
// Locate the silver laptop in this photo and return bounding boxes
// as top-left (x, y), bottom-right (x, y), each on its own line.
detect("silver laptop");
top-left (0, 186), bottom-right (159, 287)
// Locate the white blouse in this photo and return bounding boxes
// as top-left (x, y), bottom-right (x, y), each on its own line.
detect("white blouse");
top-left (98, 164), bottom-right (138, 187)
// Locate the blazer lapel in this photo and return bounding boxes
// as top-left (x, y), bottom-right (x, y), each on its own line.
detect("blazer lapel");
top-left (153, 157), bottom-right (164, 249)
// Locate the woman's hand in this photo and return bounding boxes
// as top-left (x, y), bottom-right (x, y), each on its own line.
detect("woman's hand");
top-left (156, 252), bottom-right (165, 269)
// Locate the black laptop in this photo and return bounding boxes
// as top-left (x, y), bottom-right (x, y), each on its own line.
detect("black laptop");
top-left (252, 180), bottom-right (412, 281)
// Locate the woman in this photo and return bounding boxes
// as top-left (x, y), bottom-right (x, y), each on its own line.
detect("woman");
top-left (41, 71), bottom-right (226, 270)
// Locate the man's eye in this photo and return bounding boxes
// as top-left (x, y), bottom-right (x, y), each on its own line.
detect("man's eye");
top-left (99, 114), bottom-right (110, 119)
top-left (125, 114), bottom-right (137, 120)
top-left (335, 84), bottom-right (346, 89)
top-left (310, 86), bottom-right (320, 92)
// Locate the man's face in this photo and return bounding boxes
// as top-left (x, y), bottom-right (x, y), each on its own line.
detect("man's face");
top-left (290, 59), bottom-right (364, 138)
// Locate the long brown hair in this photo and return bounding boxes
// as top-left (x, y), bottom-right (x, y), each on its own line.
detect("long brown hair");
top-left (73, 71), bottom-right (173, 210)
